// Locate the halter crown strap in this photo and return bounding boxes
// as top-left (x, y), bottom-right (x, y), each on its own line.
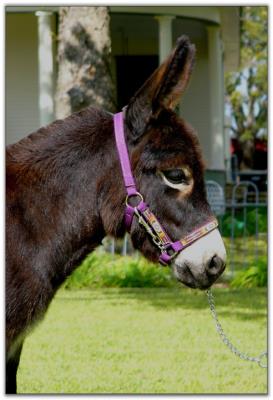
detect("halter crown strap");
top-left (113, 112), bottom-right (137, 197)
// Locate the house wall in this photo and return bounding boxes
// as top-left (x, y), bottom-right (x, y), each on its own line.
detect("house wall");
top-left (6, 13), bottom-right (40, 145)
top-left (173, 18), bottom-right (211, 168)
top-left (6, 9), bottom-right (230, 173)
top-left (110, 14), bottom-right (212, 168)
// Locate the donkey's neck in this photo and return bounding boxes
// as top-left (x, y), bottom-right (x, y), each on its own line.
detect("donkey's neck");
top-left (7, 107), bottom-right (123, 287)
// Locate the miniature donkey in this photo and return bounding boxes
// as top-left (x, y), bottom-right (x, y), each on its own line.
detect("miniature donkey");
top-left (6, 36), bottom-right (226, 393)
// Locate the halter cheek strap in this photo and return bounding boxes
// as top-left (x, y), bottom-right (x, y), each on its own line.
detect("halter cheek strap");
top-left (113, 112), bottom-right (218, 266)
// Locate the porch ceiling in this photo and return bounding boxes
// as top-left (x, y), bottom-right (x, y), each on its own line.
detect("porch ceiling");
top-left (6, 5), bottom-right (240, 70)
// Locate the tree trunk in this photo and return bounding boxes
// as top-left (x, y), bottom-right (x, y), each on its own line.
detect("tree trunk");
top-left (55, 6), bottom-right (116, 119)
top-left (240, 139), bottom-right (255, 170)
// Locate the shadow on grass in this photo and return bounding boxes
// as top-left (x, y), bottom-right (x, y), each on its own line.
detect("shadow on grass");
top-left (58, 287), bottom-right (267, 321)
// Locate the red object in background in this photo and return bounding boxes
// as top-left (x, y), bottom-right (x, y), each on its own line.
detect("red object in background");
top-left (230, 138), bottom-right (267, 154)
top-left (230, 138), bottom-right (240, 154)
top-left (255, 138), bottom-right (267, 152)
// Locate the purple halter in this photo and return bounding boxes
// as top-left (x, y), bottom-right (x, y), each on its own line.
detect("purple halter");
top-left (113, 112), bottom-right (218, 266)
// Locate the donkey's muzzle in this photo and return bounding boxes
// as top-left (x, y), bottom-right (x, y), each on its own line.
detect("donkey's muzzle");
top-left (173, 228), bottom-right (226, 289)
top-left (174, 257), bottom-right (226, 289)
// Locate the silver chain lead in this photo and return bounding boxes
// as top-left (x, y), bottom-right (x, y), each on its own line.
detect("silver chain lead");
top-left (206, 289), bottom-right (267, 368)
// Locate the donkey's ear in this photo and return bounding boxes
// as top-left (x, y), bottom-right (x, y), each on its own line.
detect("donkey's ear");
top-left (126, 36), bottom-right (195, 139)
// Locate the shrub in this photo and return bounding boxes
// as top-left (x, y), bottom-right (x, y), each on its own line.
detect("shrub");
top-left (221, 215), bottom-right (245, 237)
top-left (230, 256), bottom-right (267, 288)
top-left (64, 250), bottom-right (174, 289)
top-left (221, 207), bottom-right (267, 238)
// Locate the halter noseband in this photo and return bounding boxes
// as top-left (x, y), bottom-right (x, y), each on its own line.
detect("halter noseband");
top-left (113, 112), bottom-right (218, 266)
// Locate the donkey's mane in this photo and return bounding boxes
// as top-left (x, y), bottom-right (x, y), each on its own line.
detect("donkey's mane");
top-left (7, 107), bottom-right (111, 161)
top-left (6, 107), bottom-right (113, 179)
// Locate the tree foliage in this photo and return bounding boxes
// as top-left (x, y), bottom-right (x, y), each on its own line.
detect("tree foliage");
top-left (225, 6), bottom-right (268, 169)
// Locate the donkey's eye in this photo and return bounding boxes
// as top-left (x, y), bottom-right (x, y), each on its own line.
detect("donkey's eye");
top-left (161, 169), bottom-right (187, 184)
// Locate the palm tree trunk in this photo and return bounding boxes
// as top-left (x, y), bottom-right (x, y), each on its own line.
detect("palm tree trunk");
top-left (55, 6), bottom-right (116, 119)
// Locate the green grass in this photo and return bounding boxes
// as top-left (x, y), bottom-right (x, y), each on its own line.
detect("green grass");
top-left (18, 287), bottom-right (267, 394)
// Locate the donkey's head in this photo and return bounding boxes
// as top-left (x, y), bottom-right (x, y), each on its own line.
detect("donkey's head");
top-left (102, 36), bottom-right (226, 289)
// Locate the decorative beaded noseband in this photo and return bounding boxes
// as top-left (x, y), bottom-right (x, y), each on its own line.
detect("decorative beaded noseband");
top-left (113, 112), bottom-right (218, 266)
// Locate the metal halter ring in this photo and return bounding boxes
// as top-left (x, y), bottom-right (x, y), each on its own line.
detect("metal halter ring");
top-left (125, 192), bottom-right (144, 207)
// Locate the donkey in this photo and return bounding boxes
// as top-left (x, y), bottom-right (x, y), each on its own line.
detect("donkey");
top-left (6, 36), bottom-right (226, 393)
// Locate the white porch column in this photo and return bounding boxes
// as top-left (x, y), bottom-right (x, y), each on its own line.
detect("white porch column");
top-left (155, 16), bottom-right (175, 63)
top-left (207, 25), bottom-right (225, 170)
top-left (35, 11), bottom-right (54, 126)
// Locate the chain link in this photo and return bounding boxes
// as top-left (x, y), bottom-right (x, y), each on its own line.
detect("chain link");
top-left (134, 200), bottom-right (267, 369)
top-left (134, 209), bottom-right (168, 252)
top-left (206, 289), bottom-right (267, 368)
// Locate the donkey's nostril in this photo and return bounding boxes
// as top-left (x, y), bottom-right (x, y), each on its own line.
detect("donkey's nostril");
top-left (206, 255), bottom-right (225, 277)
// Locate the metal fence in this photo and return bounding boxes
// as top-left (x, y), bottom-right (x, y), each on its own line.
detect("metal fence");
top-left (206, 180), bottom-right (267, 276)
top-left (104, 180), bottom-right (267, 277)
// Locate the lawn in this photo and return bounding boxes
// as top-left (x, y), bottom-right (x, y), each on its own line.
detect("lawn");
top-left (18, 287), bottom-right (267, 394)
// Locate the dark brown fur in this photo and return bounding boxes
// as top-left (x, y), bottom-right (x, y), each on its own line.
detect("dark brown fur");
top-left (6, 36), bottom-right (212, 393)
